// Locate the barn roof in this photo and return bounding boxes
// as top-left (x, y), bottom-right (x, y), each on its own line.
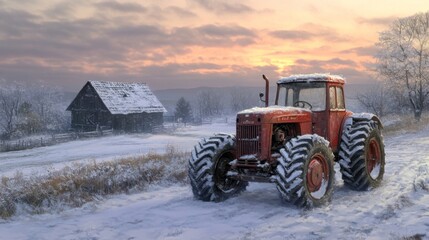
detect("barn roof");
top-left (91, 81), bottom-right (166, 114)
top-left (68, 81), bottom-right (167, 115)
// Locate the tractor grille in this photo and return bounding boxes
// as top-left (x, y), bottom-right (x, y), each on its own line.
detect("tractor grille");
top-left (237, 158), bottom-right (259, 167)
top-left (237, 125), bottom-right (261, 157)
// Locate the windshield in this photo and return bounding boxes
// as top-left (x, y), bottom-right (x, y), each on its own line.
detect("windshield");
top-left (277, 82), bottom-right (326, 111)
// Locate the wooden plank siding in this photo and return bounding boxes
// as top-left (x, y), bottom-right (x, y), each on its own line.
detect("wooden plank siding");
top-left (67, 81), bottom-right (165, 132)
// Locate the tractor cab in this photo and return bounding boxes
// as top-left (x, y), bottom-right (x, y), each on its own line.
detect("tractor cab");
top-left (275, 74), bottom-right (350, 151)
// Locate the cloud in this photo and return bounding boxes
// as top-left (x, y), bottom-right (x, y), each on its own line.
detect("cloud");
top-left (192, 0), bottom-right (255, 14)
top-left (356, 16), bottom-right (397, 26)
top-left (0, 4), bottom-right (258, 62)
top-left (0, 9), bottom-right (39, 37)
top-left (94, 1), bottom-right (147, 13)
top-left (44, 1), bottom-right (82, 18)
top-left (281, 58), bottom-right (374, 84)
top-left (0, 58), bottom-right (280, 91)
top-left (270, 23), bottom-right (348, 42)
top-left (107, 24), bottom-right (166, 39)
top-left (282, 58), bottom-right (354, 75)
top-left (294, 58), bottom-right (357, 67)
top-left (136, 63), bottom-right (279, 89)
top-left (0, 1), bottom-right (376, 91)
top-left (196, 24), bottom-right (254, 37)
top-left (107, 23), bottom-right (257, 48)
top-left (165, 6), bottom-right (198, 18)
top-left (269, 30), bottom-right (316, 40)
top-left (0, 10), bottom-right (120, 61)
top-left (340, 46), bottom-right (379, 57)
top-left (0, 6), bottom-right (258, 73)
top-left (0, 6), bottom-right (260, 90)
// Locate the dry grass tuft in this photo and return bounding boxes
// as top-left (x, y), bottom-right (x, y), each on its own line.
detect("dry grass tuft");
top-left (0, 145), bottom-right (189, 219)
top-left (400, 234), bottom-right (426, 240)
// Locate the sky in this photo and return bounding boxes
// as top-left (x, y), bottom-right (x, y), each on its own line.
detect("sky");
top-left (0, 0), bottom-right (428, 92)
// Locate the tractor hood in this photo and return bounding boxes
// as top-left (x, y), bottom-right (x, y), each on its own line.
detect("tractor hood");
top-left (237, 106), bottom-right (312, 124)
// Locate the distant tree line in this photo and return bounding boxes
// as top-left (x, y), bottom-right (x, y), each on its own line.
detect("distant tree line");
top-left (0, 82), bottom-right (69, 140)
top-left (173, 87), bottom-right (262, 124)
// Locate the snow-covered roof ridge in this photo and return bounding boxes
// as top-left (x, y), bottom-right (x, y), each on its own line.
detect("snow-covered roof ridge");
top-left (89, 80), bottom-right (167, 115)
top-left (278, 73), bottom-right (345, 84)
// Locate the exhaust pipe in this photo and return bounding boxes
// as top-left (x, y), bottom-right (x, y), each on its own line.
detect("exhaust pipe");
top-left (262, 74), bottom-right (269, 107)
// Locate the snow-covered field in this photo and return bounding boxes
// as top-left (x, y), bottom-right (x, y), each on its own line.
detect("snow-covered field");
top-left (1, 123), bottom-right (429, 239)
top-left (0, 123), bottom-right (234, 177)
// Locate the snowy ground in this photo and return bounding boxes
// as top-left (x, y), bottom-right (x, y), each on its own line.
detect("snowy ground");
top-left (0, 123), bottom-right (234, 177)
top-left (1, 123), bottom-right (429, 239)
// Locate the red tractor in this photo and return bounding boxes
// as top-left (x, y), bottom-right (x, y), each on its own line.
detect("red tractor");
top-left (188, 74), bottom-right (385, 207)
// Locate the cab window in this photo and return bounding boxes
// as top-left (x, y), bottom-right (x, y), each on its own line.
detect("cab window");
top-left (336, 87), bottom-right (345, 109)
top-left (329, 86), bottom-right (345, 110)
top-left (277, 82), bottom-right (326, 111)
top-left (329, 87), bottom-right (336, 109)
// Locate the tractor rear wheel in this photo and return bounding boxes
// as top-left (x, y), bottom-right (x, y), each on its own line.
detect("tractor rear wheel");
top-left (188, 133), bottom-right (247, 202)
top-left (339, 120), bottom-right (385, 190)
top-left (275, 134), bottom-right (335, 208)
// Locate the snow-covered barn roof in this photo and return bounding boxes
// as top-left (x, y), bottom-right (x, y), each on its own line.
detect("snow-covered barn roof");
top-left (278, 73), bottom-right (345, 84)
top-left (68, 80), bottom-right (167, 115)
top-left (90, 81), bottom-right (166, 114)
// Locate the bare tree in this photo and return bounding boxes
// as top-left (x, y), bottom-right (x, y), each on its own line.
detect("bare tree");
top-left (376, 12), bottom-right (429, 121)
top-left (0, 87), bottom-right (23, 139)
top-left (28, 85), bottom-right (66, 132)
top-left (196, 90), bottom-right (223, 119)
top-left (230, 88), bottom-right (258, 113)
top-left (356, 84), bottom-right (388, 117)
top-left (0, 81), bottom-right (69, 138)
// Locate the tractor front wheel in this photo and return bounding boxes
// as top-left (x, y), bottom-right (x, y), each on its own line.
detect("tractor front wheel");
top-left (188, 134), bottom-right (247, 202)
top-left (275, 134), bottom-right (335, 208)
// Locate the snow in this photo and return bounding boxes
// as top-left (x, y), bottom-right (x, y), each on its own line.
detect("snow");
top-left (89, 80), bottom-right (167, 114)
top-left (238, 105), bottom-right (311, 114)
top-left (239, 154), bottom-right (257, 160)
top-left (370, 163), bottom-right (381, 179)
top-left (1, 122), bottom-right (429, 239)
top-left (0, 123), bottom-right (235, 177)
top-left (311, 179), bottom-right (328, 199)
top-left (278, 73), bottom-right (345, 84)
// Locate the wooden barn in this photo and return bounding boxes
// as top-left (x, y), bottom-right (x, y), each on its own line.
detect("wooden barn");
top-left (66, 81), bottom-right (166, 132)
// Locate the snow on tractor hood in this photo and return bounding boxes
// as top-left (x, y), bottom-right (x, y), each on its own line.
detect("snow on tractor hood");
top-left (237, 106), bottom-right (312, 124)
top-left (238, 106), bottom-right (311, 115)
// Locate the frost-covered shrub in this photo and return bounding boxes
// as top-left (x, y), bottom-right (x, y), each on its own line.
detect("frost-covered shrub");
top-left (413, 165), bottom-right (429, 192)
top-left (0, 146), bottom-right (189, 219)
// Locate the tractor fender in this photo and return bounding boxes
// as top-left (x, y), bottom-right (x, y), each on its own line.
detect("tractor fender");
top-left (342, 113), bottom-right (383, 130)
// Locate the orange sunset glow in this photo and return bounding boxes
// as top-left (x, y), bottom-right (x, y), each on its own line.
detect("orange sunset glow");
top-left (0, 0), bottom-right (428, 90)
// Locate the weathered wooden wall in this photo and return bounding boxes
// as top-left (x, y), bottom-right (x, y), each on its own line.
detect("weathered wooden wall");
top-left (69, 83), bottom-right (163, 132)
top-left (69, 84), bottom-right (112, 131)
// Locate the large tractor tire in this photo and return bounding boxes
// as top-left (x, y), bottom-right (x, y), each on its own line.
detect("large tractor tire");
top-left (188, 133), bottom-right (247, 202)
top-left (338, 120), bottom-right (385, 190)
top-left (275, 134), bottom-right (335, 208)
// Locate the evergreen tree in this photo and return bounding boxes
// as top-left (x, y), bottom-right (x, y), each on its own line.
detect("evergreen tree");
top-left (175, 97), bottom-right (192, 124)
